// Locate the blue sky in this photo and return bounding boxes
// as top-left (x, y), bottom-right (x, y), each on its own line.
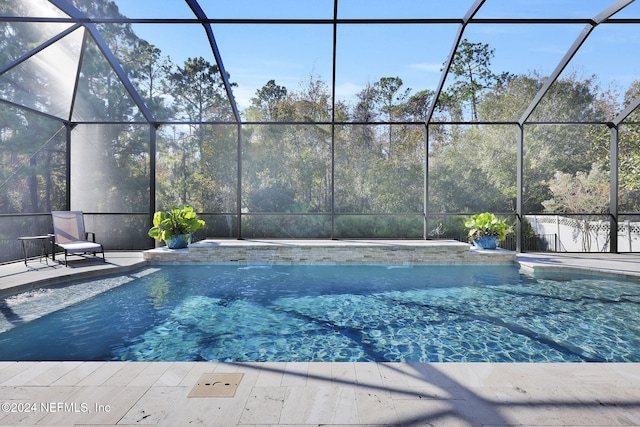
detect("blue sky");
top-left (114, 0), bottom-right (640, 110)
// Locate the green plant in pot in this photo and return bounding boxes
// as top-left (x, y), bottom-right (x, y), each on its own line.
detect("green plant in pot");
top-left (148, 205), bottom-right (205, 249)
top-left (464, 212), bottom-right (508, 250)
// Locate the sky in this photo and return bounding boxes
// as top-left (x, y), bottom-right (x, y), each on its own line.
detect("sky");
top-left (111, 0), bottom-right (640, 110)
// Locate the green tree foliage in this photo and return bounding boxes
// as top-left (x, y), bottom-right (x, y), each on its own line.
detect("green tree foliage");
top-left (542, 162), bottom-right (610, 214)
top-left (471, 71), bottom-right (615, 213)
top-left (441, 39), bottom-right (513, 121)
top-left (373, 77), bottom-right (411, 159)
top-left (402, 89), bottom-right (436, 122)
top-left (243, 75), bottom-right (333, 216)
top-left (165, 57), bottom-right (233, 122)
top-left (156, 57), bottom-right (238, 223)
top-left (67, 5), bottom-right (157, 214)
top-left (127, 40), bottom-right (174, 120)
top-left (0, 2), bottom-right (69, 215)
top-left (617, 81), bottom-right (640, 210)
top-left (0, 108), bottom-right (65, 214)
top-left (246, 79), bottom-right (288, 121)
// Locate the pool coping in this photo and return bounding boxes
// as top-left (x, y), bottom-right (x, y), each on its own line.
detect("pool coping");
top-left (0, 251), bottom-right (148, 298)
top-left (3, 243), bottom-right (640, 298)
top-left (516, 252), bottom-right (640, 280)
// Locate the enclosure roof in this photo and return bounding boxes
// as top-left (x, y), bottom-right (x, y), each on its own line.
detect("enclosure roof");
top-left (1, 0), bottom-right (639, 125)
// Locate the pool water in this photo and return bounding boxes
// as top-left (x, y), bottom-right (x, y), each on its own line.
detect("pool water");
top-left (1, 264), bottom-right (639, 362)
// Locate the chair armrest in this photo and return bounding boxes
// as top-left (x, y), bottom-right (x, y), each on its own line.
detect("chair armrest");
top-left (85, 231), bottom-right (96, 242)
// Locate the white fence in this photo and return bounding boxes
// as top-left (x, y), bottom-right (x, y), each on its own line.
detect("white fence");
top-left (526, 215), bottom-right (640, 252)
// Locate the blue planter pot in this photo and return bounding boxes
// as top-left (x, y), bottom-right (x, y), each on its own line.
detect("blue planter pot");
top-left (165, 233), bottom-right (191, 249)
top-left (473, 235), bottom-right (499, 250)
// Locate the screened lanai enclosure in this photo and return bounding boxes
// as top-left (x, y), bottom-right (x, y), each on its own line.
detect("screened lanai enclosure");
top-left (1, 0), bottom-right (640, 262)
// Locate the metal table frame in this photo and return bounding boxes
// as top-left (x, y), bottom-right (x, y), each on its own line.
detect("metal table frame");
top-left (17, 234), bottom-right (55, 266)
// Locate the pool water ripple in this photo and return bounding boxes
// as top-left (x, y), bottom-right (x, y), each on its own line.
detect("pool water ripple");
top-left (1, 264), bottom-right (639, 362)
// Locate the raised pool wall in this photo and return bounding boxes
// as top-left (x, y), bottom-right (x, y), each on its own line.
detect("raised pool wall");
top-left (143, 239), bottom-right (516, 264)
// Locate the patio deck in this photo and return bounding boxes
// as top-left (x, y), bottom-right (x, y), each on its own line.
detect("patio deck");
top-left (0, 245), bottom-right (639, 426)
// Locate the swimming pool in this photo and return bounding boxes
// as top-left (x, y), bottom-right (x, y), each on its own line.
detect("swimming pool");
top-left (0, 264), bottom-right (639, 362)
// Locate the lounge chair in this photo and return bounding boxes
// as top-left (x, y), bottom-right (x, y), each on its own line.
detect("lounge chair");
top-left (51, 211), bottom-right (105, 266)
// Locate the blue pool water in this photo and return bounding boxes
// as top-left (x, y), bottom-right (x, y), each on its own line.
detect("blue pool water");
top-left (0, 264), bottom-right (639, 362)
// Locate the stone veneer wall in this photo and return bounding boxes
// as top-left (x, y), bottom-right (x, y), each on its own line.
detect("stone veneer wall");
top-left (143, 240), bottom-right (516, 265)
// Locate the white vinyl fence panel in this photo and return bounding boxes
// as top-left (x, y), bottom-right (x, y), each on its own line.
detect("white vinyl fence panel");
top-left (526, 215), bottom-right (640, 252)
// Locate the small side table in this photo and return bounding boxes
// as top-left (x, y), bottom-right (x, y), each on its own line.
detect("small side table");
top-left (18, 234), bottom-right (55, 266)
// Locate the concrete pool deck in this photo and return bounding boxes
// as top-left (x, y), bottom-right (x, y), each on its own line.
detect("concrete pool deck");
top-left (0, 243), bottom-right (640, 426)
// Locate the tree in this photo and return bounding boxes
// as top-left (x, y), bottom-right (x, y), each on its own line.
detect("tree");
top-left (165, 57), bottom-right (231, 122)
top-left (248, 79), bottom-right (288, 121)
top-left (0, 0), bottom-right (146, 214)
top-left (373, 77), bottom-right (411, 159)
top-left (402, 89), bottom-right (435, 122)
top-left (374, 77), bottom-right (411, 121)
top-left (244, 75), bottom-right (333, 227)
top-left (542, 162), bottom-right (610, 214)
top-left (127, 40), bottom-right (173, 119)
top-left (479, 73), bottom-right (541, 121)
top-left (443, 39), bottom-right (508, 121)
top-left (292, 74), bottom-right (332, 122)
top-left (542, 162), bottom-right (612, 252)
top-left (158, 57), bottom-right (237, 212)
top-left (471, 72), bottom-right (613, 213)
top-left (616, 80), bottom-right (640, 211)
top-left (348, 83), bottom-right (379, 159)
top-left (352, 83), bottom-right (378, 123)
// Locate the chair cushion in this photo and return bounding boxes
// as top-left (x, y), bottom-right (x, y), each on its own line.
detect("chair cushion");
top-left (57, 240), bottom-right (103, 254)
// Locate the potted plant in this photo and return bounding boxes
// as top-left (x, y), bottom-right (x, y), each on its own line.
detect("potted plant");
top-left (148, 205), bottom-right (205, 249)
top-left (464, 212), bottom-right (508, 250)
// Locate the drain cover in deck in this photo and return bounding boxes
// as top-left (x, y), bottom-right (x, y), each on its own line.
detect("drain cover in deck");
top-left (188, 373), bottom-right (244, 398)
